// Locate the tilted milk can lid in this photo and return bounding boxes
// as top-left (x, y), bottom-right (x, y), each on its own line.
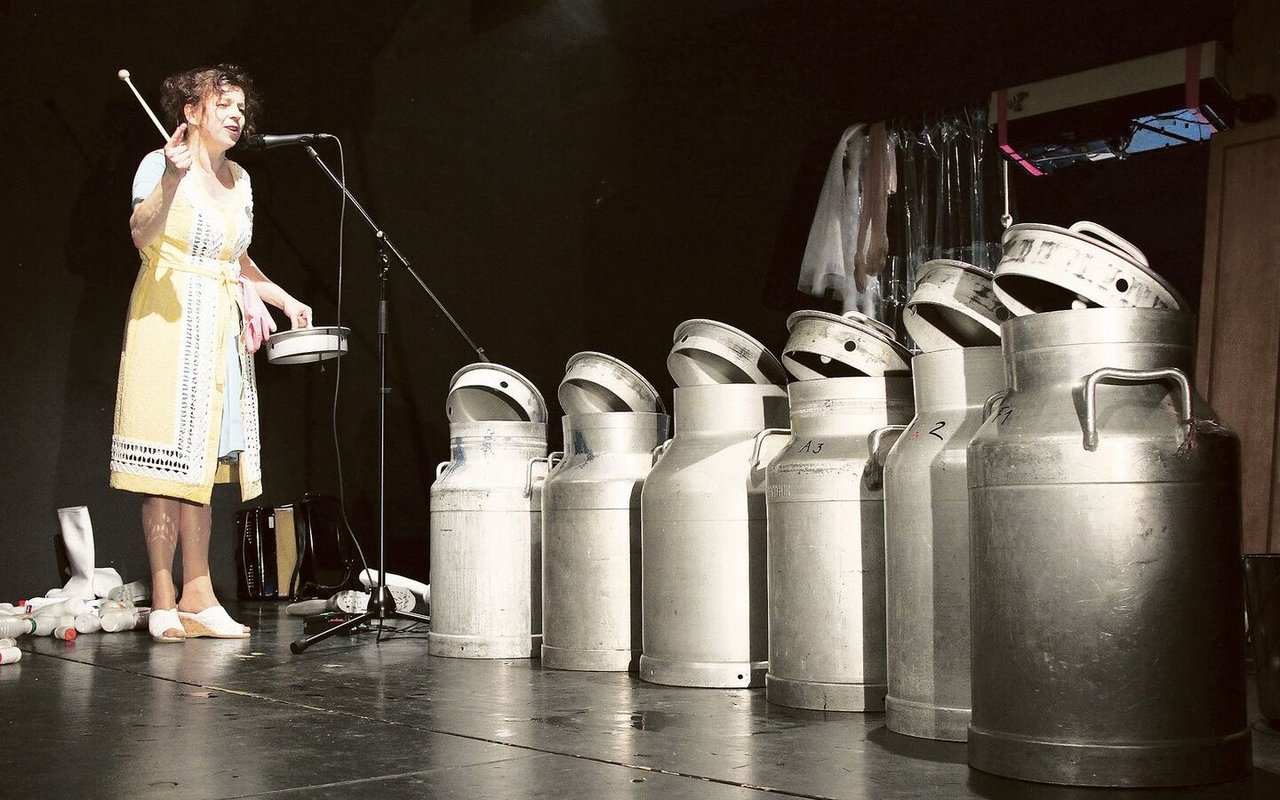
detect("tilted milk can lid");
top-left (666, 318), bottom-right (786, 387)
top-left (782, 310), bottom-right (912, 380)
top-left (904, 259), bottom-right (1006, 351)
top-left (995, 221), bottom-right (1187, 315)
top-left (558, 351), bottom-right (666, 415)
top-left (446, 362), bottom-right (548, 423)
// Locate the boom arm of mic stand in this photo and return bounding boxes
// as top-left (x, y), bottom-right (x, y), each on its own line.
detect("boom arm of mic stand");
top-left (303, 145), bottom-right (489, 363)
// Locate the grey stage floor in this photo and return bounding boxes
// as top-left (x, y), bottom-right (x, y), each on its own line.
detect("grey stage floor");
top-left (3, 602), bottom-right (1279, 799)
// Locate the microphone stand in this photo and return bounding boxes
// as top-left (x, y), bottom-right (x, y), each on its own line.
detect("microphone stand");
top-left (290, 145), bottom-right (485, 654)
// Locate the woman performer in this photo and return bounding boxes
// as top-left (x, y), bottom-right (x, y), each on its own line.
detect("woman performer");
top-left (110, 64), bottom-right (311, 642)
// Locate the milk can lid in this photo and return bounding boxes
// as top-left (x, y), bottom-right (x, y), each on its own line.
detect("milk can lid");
top-left (997, 221), bottom-right (1187, 314)
top-left (912, 258), bottom-right (994, 283)
top-left (559, 351), bottom-right (665, 415)
top-left (666, 319), bottom-right (786, 387)
top-left (446, 362), bottom-right (548, 423)
top-left (904, 260), bottom-right (1005, 351)
top-left (1001, 222), bottom-right (1149, 270)
top-left (782, 310), bottom-right (912, 380)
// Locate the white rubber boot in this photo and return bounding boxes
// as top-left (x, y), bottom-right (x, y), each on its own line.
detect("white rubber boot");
top-left (48, 506), bottom-right (95, 599)
top-left (358, 569), bottom-right (430, 607)
top-left (48, 507), bottom-right (122, 600)
top-left (92, 566), bottom-right (123, 598)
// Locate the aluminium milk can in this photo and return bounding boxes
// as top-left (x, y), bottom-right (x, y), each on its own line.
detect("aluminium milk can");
top-left (882, 346), bottom-right (1004, 740)
top-left (429, 420), bottom-right (548, 658)
top-left (967, 308), bottom-right (1249, 787)
top-left (541, 411), bottom-right (670, 671)
top-left (763, 376), bottom-right (914, 711)
top-left (639, 383), bottom-right (789, 688)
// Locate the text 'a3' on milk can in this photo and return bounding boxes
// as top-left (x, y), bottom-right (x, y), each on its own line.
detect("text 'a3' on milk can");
top-left (966, 308), bottom-right (1249, 787)
top-left (761, 375), bottom-right (914, 711)
top-left (429, 364), bottom-right (549, 660)
top-left (541, 410), bottom-right (670, 671)
top-left (882, 346), bottom-right (1004, 740)
top-left (639, 383), bottom-right (789, 688)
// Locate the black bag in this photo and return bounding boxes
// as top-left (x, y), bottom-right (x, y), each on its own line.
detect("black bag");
top-left (293, 494), bottom-right (360, 600)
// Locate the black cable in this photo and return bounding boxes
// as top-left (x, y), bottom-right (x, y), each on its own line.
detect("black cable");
top-left (324, 136), bottom-right (375, 596)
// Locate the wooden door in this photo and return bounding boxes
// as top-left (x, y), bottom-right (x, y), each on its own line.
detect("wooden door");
top-left (1196, 119), bottom-right (1280, 553)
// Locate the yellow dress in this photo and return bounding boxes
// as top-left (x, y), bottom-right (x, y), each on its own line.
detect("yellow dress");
top-left (110, 159), bottom-right (263, 504)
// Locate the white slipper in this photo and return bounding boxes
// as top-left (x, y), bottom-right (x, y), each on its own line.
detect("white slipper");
top-left (148, 608), bottom-right (185, 643)
top-left (178, 606), bottom-right (250, 639)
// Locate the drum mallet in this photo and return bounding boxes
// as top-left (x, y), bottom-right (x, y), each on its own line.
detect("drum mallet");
top-left (117, 69), bottom-right (171, 141)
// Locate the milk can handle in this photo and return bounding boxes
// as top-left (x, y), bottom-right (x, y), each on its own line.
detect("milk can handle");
top-left (435, 461), bottom-right (451, 479)
top-left (1068, 221), bottom-right (1149, 267)
top-left (524, 453), bottom-right (561, 498)
top-left (750, 428), bottom-right (792, 468)
top-left (651, 438), bottom-right (673, 466)
top-left (1081, 367), bottom-right (1192, 452)
top-left (862, 425), bottom-right (907, 491)
top-left (866, 425), bottom-right (908, 466)
top-left (982, 389), bottom-right (1011, 422)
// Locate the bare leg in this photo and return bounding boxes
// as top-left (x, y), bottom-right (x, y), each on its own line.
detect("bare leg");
top-left (141, 495), bottom-right (184, 639)
top-left (176, 501), bottom-right (220, 613)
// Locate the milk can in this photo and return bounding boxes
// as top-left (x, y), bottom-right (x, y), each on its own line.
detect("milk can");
top-left (429, 364), bottom-right (549, 659)
top-left (543, 352), bottom-right (667, 671)
top-left (763, 375), bottom-right (914, 711)
top-left (882, 346), bottom-right (1004, 739)
top-left (967, 308), bottom-right (1249, 787)
top-left (542, 411), bottom-right (669, 671)
top-left (639, 383), bottom-right (789, 687)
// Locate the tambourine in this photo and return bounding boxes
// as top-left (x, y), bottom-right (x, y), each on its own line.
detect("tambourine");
top-left (264, 326), bottom-right (350, 365)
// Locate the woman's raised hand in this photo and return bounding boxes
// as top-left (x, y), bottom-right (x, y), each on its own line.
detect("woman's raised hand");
top-left (163, 123), bottom-right (191, 176)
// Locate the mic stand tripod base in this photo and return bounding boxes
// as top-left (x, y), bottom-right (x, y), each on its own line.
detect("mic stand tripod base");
top-left (289, 587), bottom-right (431, 654)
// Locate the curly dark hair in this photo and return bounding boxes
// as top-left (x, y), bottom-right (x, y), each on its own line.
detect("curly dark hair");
top-left (160, 64), bottom-right (259, 138)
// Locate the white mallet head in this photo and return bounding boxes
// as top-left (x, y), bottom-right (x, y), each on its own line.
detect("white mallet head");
top-left (117, 68), bottom-right (130, 81)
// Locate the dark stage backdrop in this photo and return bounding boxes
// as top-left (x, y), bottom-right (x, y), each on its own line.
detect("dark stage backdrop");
top-left (0, 1), bottom-right (1227, 601)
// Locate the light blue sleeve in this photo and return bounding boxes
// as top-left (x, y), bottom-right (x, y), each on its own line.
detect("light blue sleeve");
top-left (131, 150), bottom-right (166, 205)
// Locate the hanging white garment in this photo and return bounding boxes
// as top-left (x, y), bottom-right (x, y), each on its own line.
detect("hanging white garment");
top-left (797, 123), bottom-right (898, 318)
top-left (797, 124), bottom-right (868, 302)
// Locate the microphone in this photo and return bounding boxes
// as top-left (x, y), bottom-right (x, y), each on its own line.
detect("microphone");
top-left (242, 133), bottom-right (332, 150)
